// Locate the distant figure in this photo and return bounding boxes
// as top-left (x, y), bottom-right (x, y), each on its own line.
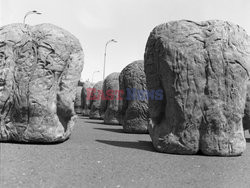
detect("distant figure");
top-left (100, 72), bottom-right (121, 125)
top-left (89, 81), bottom-right (104, 119)
top-left (119, 60), bottom-right (149, 133)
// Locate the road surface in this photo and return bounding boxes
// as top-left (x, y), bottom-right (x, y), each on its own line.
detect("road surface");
top-left (1, 116), bottom-right (250, 188)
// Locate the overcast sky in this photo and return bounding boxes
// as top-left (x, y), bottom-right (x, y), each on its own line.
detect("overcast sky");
top-left (0, 0), bottom-right (250, 83)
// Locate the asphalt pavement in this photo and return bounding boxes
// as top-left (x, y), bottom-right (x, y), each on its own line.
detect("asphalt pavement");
top-left (1, 116), bottom-right (250, 188)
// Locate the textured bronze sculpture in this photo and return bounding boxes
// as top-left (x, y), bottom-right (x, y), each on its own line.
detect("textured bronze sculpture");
top-left (145, 20), bottom-right (250, 156)
top-left (0, 23), bottom-right (84, 142)
top-left (119, 60), bottom-right (149, 133)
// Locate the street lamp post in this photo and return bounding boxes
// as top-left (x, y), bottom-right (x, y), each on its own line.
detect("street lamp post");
top-left (23, 10), bottom-right (42, 24)
top-left (92, 70), bottom-right (100, 83)
top-left (103, 39), bottom-right (117, 80)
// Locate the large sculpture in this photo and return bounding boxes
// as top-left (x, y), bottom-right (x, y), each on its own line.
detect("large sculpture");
top-left (100, 72), bottom-right (120, 125)
top-left (89, 81), bottom-right (103, 119)
top-left (144, 20), bottom-right (250, 156)
top-left (0, 23), bottom-right (84, 142)
top-left (119, 60), bottom-right (149, 133)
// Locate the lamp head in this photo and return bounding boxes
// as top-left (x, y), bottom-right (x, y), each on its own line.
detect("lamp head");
top-left (32, 10), bottom-right (42, 15)
top-left (111, 39), bottom-right (117, 43)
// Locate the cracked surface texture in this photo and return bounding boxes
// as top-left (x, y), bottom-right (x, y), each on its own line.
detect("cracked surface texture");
top-left (119, 60), bottom-right (149, 133)
top-left (100, 72), bottom-right (120, 125)
top-left (144, 20), bottom-right (250, 156)
top-left (89, 81), bottom-right (103, 119)
top-left (0, 23), bottom-right (84, 142)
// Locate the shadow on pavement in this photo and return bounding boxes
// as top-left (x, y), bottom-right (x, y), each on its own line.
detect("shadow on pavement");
top-left (0, 138), bottom-right (68, 145)
top-left (95, 139), bottom-right (155, 152)
top-left (94, 127), bottom-right (124, 133)
top-left (246, 138), bottom-right (250, 143)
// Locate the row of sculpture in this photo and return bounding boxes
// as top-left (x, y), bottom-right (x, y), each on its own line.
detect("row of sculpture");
top-left (75, 60), bottom-right (149, 134)
top-left (76, 20), bottom-right (250, 156)
top-left (1, 19), bottom-right (250, 157)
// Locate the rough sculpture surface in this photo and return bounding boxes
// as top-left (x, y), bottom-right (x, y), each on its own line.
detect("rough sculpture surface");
top-left (119, 60), bottom-right (149, 133)
top-left (100, 72), bottom-right (120, 125)
top-left (89, 81), bottom-right (103, 119)
top-left (0, 23), bottom-right (84, 142)
top-left (144, 20), bottom-right (250, 156)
